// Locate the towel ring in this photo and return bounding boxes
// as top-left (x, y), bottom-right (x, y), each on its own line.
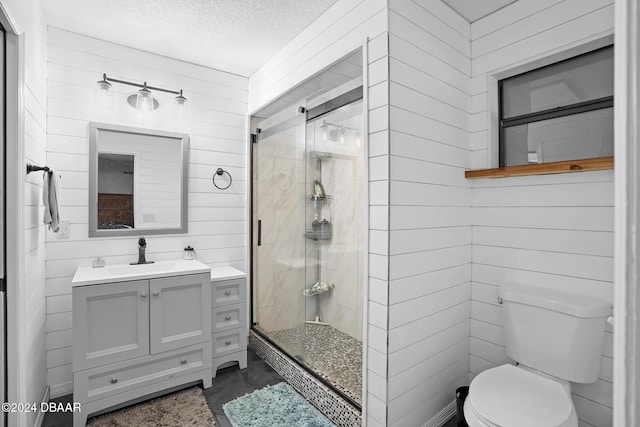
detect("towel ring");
top-left (213, 168), bottom-right (232, 190)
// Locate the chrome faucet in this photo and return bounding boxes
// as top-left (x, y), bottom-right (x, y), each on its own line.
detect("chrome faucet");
top-left (131, 237), bottom-right (154, 265)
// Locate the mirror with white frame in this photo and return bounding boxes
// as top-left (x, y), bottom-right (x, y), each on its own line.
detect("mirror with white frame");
top-left (88, 122), bottom-right (189, 237)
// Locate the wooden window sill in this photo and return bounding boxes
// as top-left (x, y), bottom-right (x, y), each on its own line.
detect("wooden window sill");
top-left (465, 157), bottom-right (614, 179)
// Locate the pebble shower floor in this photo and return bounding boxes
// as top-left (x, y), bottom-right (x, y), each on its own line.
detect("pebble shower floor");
top-left (266, 323), bottom-right (362, 405)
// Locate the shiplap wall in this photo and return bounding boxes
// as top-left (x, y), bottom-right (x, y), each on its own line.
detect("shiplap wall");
top-left (247, 1), bottom-right (388, 425)
top-left (367, 32), bottom-right (390, 427)
top-left (469, 1), bottom-right (615, 426)
top-left (45, 27), bottom-right (248, 397)
top-left (248, 0), bottom-right (387, 113)
top-left (4, 0), bottom-right (49, 425)
top-left (385, 1), bottom-right (472, 425)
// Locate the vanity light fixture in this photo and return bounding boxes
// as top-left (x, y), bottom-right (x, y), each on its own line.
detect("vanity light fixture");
top-left (95, 73), bottom-right (187, 112)
top-left (319, 120), bottom-right (359, 145)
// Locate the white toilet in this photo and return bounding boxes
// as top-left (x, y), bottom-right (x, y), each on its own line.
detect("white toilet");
top-left (463, 284), bottom-right (611, 427)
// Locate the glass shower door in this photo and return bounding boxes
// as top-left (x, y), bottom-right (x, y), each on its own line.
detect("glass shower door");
top-left (252, 106), bottom-right (308, 360)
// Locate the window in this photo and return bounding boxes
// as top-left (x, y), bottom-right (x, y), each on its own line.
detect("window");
top-left (498, 46), bottom-right (613, 168)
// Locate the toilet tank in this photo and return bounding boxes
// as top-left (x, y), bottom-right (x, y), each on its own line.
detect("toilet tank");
top-left (499, 284), bottom-right (611, 383)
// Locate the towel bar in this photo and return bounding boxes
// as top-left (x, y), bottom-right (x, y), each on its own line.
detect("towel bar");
top-left (26, 163), bottom-right (50, 174)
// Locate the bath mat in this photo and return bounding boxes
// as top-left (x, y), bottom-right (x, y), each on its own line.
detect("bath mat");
top-left (223, 382), bottom-right (335, 427)
top-left (87, 386), bottom-right (215, 427)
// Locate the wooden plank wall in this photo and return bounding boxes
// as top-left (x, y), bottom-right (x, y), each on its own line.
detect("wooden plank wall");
top-left (367, 33), bottom-right (391, 427)
top-left (386, 1), bottom-right (472, 425)
top-left (469, 1), bottom-right (615, 426)
top-left (44, 27), bottom-right (248, 397)
top-left (8, 0), bottom-right (50, 425)
top-left (248, 0), bottom-right (387, 114)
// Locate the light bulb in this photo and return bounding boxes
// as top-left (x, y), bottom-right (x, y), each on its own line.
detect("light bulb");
top-left (173, 90), bottom-right (188, 115)
top-left (94, 74), bottom-right (114, 108)
top-left (320, 121), bottom-right (328, 142)
top-left (135, 83), bottom-right (156, 112)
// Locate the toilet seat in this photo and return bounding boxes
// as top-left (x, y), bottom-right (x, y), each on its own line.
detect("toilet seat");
top-left (466, 364), bottom-right (575, 427)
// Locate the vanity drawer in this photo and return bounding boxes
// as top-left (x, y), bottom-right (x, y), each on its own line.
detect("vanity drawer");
top-left (212, 303), bottom-right (246, 333)
top-left (212, 278), bottom-right (246, 307)
top-left (75, 344), bottom-right (210, 403)
top-left (212, 329), bottom-right (247, 358)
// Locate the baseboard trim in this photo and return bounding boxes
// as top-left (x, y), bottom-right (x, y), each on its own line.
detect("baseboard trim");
top-left (49, 382), bottom-right (72, 399)
top-left (34, 386), bottom-right (50, 427)
top-left (423, 400), bottom-right (457, 427)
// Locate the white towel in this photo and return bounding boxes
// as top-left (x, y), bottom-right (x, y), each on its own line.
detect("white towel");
top-left (43, 170), bottom-right (61, 232)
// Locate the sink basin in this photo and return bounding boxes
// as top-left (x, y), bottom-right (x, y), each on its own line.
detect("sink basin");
top-left (72, 259), bottom-right (211, 286)
top-left (105, 261), bottom-right (179, 277)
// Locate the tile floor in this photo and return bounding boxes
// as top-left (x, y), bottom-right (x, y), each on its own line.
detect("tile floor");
top-left (41, 350), bottom-right (283, 427)
top-left (204, 350), bottom-right (284, 427)
top-left (42, 349), bottom-right (460, 426)
top-left (444, 415), bottom-right (460, 427)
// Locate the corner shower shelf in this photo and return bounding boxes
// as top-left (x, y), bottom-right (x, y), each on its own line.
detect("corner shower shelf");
top-left (305, 229), bottom-right (332, 241)
top-left (308, 194), bottom-right (332, 202)
top-left (303, 282), bottom-right (335, 296)
top-left (307, 150), bottom-right (333, 160)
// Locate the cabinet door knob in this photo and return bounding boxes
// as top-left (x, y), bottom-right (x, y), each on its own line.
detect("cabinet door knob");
top-left (140, 293), bottom-right (147, 299)
top-left (224, 290), bottom-right (231, 296)
top-left (152, 291), bottom-right (160, 297)
top-left (110, 377), bottom-right (118, 384)
top-left (225, 340), bottom-right (231, 345)
top-left (225, 315), bottom-right (231, 321)
top-left (180, 359), bottom-right (187, 364)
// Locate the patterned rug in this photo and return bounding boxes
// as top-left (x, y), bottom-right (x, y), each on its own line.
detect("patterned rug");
top-left (223, 382), bottom-right (335, 427)
top-left (87, 386), bottom-right (215, 426)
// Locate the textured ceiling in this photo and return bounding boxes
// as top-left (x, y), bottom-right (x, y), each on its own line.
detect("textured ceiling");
top-left (442, 0), bottom-right (517, 23)
top-left (39, 0), bottom-right (338, 77)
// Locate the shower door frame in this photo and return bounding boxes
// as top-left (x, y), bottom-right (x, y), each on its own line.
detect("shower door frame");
top-left (250, 108), bottom-right (309, 345)
top-left (248, 46), bottom-right (370, 413)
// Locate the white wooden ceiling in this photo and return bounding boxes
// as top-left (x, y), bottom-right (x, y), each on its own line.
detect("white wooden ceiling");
top-left (441, 0), bottom-right (518, 23)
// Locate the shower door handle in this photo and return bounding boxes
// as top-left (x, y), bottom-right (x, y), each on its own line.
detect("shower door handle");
top-left (257, 220), bottom-right (262, 246)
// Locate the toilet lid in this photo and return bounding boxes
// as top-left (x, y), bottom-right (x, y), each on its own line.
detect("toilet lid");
top-left (468, 364), bottom-right (572, 427)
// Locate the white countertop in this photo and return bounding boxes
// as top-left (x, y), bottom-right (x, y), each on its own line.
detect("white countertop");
top-left (211, 266), bottom-right (246, 282)
top-left (72, 259), bottom-right (212, 286)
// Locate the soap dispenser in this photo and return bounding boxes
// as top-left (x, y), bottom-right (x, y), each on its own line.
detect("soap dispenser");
top-left (320, 218), bottom-right (332, 239)
top-left (183, 246), bottom-right (196, 260)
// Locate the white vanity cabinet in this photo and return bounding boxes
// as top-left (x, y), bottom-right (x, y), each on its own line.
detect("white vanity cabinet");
top-left (73, 279), bottom-right (150, 371)
top-left (211, 267), bottom-right (248, 376)
top-left (72, 261), bottom-right (213, 427)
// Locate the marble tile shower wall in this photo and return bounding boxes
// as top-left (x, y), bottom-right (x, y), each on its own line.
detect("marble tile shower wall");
top-left (44, 28), bottom-right (248, 397)
top-left (253, 123), bottom-right (307, 333)
top-left (313, 115), bottom-right (365, 341)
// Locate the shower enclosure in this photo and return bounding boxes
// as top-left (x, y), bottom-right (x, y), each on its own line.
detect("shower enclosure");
top-left (251, 56), bottom-right (365, 406)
